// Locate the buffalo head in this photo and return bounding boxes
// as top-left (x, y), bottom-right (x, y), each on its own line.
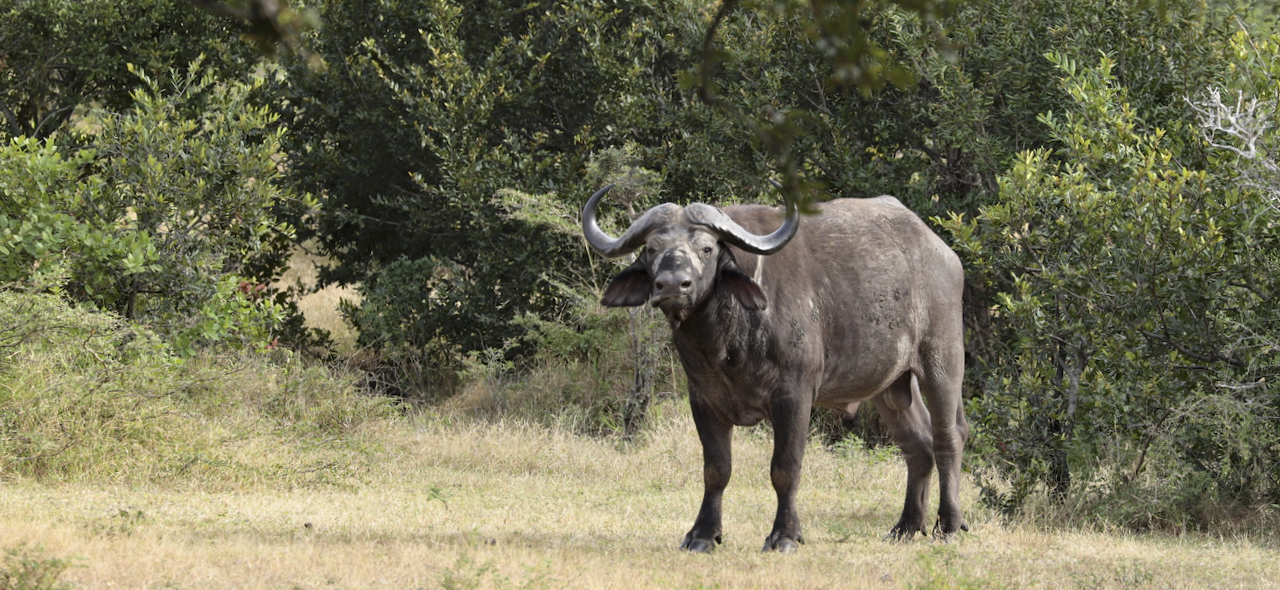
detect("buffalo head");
top-left (581, 183), bottom-right (799, 326)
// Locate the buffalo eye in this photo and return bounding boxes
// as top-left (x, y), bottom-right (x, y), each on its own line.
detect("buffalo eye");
top-left (702, 246), bottom-right (713, 255)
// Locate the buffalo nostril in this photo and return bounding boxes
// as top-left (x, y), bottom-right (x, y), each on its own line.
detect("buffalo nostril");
top-left (655, 281), bottom-right (666, 292)
top-left (680, 280), bottom-right (692, 289)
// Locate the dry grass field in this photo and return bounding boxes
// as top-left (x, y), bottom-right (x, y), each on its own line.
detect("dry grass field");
top-left (2, 255), bottom-right (1276, 589)
top-left (3, 401), bottom-right (1277, 589)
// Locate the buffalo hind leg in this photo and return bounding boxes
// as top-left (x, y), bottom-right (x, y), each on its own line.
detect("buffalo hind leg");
top-left (681, 396), bottom-right (732, 553)
top-left (918, 339), bottom-right (969, 539)
top-left (874, 372), bottom-right (935, 541)
top-left (761, 388), bottom-right (812, 553)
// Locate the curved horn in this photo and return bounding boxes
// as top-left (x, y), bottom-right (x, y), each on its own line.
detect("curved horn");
top-left (581, 184), bottom-right (681, 258)
top-left (684, 179), bottom-right (800, 255)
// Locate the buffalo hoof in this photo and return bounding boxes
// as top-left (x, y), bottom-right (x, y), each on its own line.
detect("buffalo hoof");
top-left (884, 520), bottom-right (925, 543)
top-left (932, 519), bottom-right (969, 542)
top-left (680, 532), bottom-right (721, 553)
top-left (761, 531), bottom-right (803, 553)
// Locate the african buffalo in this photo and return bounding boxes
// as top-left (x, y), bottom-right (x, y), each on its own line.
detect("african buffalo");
top-left (581, 183), bottom-right (968, 552)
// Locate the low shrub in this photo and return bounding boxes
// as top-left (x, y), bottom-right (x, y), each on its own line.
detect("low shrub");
top-left (0, 286), bottom-right (397, 487)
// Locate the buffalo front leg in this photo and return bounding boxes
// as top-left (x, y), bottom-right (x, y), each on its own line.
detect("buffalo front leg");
top-left (681, 397), bottom-right (732, 553)
top-left (761, 391), bottom-right (812, 553)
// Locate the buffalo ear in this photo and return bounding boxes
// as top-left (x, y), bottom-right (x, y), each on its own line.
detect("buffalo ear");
top-left (717, 249), bottom-right (768, 311)
top-left (602, 256), bottom-right (651, 307)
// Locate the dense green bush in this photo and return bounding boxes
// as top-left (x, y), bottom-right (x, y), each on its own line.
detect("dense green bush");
top-left (0, 0), bottom-right (329, 356)
top-left (1, 61), bottom-right (296, 355)
top-left (942, 50), bottom-right (1280, 527)
top-left (83, 62), bottom-right (296, 353)
top-left (0, 137), bottom-right (158, 296)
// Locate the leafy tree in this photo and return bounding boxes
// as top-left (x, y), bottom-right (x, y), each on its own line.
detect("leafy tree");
top-left (670, 0), bottom-right (1236, 218)
top-left (80, 63), bottom-right (294, 353)
top-left (0, 0), bottom-right (249, 140)
top-left (272, 0), bottom-right (694, 362)
top-left (271, 1), bottom-right (1240, 378)
top-left (272, 1), bottom-right (952, 366)
top-left (0, 0), bottom-right (326, 354)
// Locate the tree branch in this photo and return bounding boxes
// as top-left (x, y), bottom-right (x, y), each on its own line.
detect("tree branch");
top-left (1139, 328), bottom-right (1244, 369)
top-left (0, 99), bottom-right (22, 137)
